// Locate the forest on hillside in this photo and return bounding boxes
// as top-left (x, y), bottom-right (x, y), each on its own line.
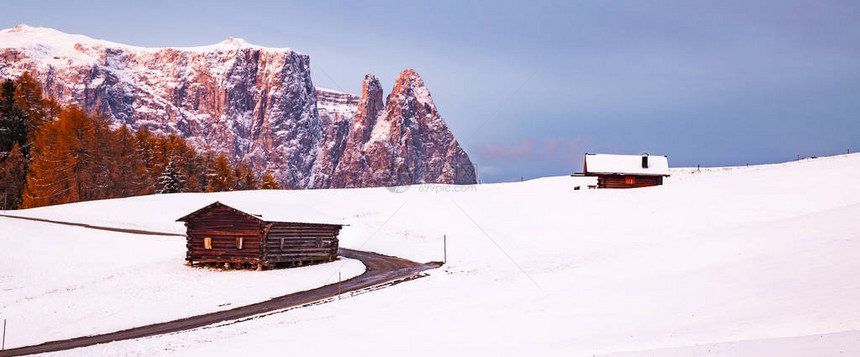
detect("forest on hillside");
top-left (0, 72), bottom-right (282, 210)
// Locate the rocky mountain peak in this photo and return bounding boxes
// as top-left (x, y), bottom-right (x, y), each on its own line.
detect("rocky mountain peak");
top-left (361, 73), bottom-right (383, 99)
top-left (383, 70), bottom-right (438, 138)
top-left (218, 37), bottom-right (252, 47)
top-left (10, 24), bottom-right (38, 33)
top-left (0, 26), bottom-right (475, 190)
top-left (391, 69), bottom-right (422, 90)
top-left (328, 69), bottom-right (476, 188)
top-left (385, 68), bottom-right (437, 125)
top-left (353, 73), bottom-right (384, 143)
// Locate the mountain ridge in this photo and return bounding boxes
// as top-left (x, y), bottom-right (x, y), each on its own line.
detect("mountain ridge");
top-left (0, 24), bottom-right (476, 188)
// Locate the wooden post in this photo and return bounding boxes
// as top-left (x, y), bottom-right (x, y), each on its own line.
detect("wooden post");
top-left (444, 235), bottom-right (447, 264)
top-left (2, 318), bottom-right (6, 351)
top-left (338, 272), bottom-right (342, 300)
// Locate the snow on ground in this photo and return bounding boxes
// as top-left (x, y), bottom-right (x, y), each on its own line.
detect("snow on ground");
top-left (0, 218), bottom-right (364, 348)
top-left (599, 330), bottom-right (860, 357)
top-left (3, 153), bottom-right (860, 356)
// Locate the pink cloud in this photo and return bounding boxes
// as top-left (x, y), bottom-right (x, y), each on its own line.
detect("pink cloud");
top-left (475, 139), bottom-right (536, 160)
top-left (475, 137), bottom-right (585, 164)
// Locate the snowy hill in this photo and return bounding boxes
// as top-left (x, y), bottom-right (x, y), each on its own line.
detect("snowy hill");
top-left (2, 153), bottom-right (859, 355)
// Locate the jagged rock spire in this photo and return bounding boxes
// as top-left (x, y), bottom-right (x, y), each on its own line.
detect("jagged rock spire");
top-left (351, 73), bottom-right (384, 143)
top-left (329, 69), bottom-right (476, 188)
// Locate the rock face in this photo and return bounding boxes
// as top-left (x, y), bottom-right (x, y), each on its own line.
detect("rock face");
top-left (328, 70), bottom-right (475, 187)
top-left (0, 25), bottom-right (476, 188)
top-left (313, 88), bottom-right (359, 188)
top-left (328, 74), bottom-right (385, 188)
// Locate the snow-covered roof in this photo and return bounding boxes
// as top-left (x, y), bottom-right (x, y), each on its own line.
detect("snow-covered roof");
top-left (177, 201), bottom-right (346, 226)
top-left (584, 153), bottom-right (670, 176)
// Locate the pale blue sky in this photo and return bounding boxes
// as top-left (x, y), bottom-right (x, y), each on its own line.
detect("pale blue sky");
top-left (2, 0), bottom-right (858, 182)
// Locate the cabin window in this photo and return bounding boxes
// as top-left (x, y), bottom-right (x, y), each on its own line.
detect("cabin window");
top-left (625, 176), bottom-right (636, 185)
top-left (236, 237), bottom-right (244, 250)
top-left (204, 237), bottom-right (212, 249)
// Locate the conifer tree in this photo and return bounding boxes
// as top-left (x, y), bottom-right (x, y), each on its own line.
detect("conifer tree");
top-left (133, 127), bottom-right (159, 190)
top-left (14, 72), bottom-right (52, 138)
top-left (157, 157), bottom-right (185, 194)
top-left (87, 113), bottom-right (116, 201)
top-left (0, 79), bottom-right (28, 155)
top-left (260, 171), bottom-right (280, 189)
top-left (196, 150), bottom-right (215, 192)
top-left (0, 74), bottom-right (42, 210)
top-left (0, 143), bottom-right (27, 209)
top-left (233, 160), bottom-right (258, 191)
top-left (23, 106), bottom-right (92, 207)
top-left (205, 154), bottom-right (234, 192)
top-left (111, 125), bottom-right (151, 196)
top-left (163, 134), bottom-right (203, 192)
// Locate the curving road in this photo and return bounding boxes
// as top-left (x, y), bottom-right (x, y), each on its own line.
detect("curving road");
top-left (1, 247), bottom-right (441, 356)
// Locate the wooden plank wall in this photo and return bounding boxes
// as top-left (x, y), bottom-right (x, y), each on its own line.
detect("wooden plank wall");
top-left (185, 206), bottom-right (264, 265)
top-left (264, 223), bottom-right (340, 264)
top-left (598, 175), bottom-right (663, 189)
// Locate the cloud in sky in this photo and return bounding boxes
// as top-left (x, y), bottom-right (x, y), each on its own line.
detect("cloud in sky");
top-left (474, 137), bottom-right (586, 181)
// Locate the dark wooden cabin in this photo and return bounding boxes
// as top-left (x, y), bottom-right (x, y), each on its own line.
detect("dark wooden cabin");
top-left (583, 153), bottom-right (670, 189)
top-left (177, 201), bottom-right (343, 269)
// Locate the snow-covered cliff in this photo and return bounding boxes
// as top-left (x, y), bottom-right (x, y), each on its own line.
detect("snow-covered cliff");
top-left (0, 24), bottom-right (476, 188)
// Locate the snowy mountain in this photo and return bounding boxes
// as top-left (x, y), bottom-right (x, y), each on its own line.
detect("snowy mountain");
top-left (0, 24), bottom-right (476, 188)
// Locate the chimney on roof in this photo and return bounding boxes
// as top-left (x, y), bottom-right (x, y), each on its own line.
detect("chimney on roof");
top-left (641, 155), bottom-right (648, 168)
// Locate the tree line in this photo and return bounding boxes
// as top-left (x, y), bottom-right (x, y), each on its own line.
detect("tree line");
top-left (0, 72), bottom-right (281, 210)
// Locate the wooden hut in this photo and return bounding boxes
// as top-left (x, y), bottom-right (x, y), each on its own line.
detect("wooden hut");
top-left (583, 153), bottom-right (670, 189)
top-left (176, 201), bottom-right (343, 269)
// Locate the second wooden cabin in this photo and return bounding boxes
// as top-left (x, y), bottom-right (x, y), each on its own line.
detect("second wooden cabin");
top-left (584, 153), bottom-right (670, 188)
top-left (177, 201), bottom-right (344, 270)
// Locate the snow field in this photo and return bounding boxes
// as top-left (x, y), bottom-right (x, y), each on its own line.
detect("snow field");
top-left (3, 153), bottom-right (859, 355)
top-left (0, 218), bottom-right (364, 348)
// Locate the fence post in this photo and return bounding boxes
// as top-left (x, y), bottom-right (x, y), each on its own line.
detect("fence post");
top-left (338, 272), bottom-right (342, 300)
top-left (444, 235), bottom-right (447, 264)
top-left (2, 318), bottom-right (6, 352)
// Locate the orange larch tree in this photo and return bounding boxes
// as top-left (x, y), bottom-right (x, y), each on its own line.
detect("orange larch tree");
top-left (23, 106), bottom-right (93, 207)
top-left (205, 154), bottom-right (235, 192)
top-left (260, 170), bottom-right (281, 190)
